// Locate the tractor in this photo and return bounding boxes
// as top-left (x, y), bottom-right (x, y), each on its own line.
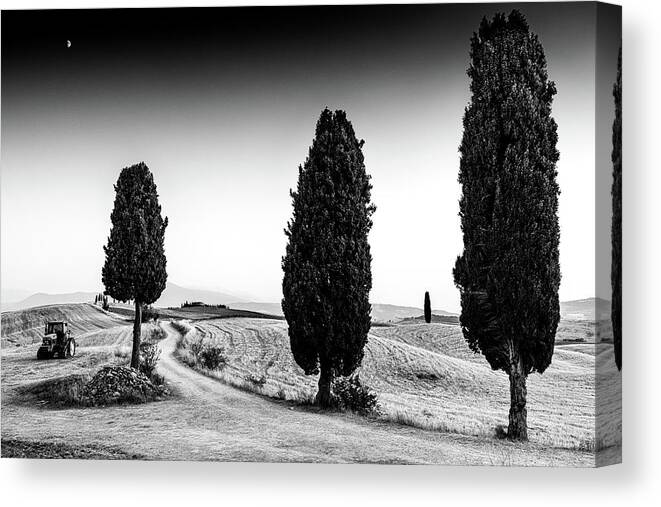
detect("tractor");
top-left (36, 321), bottom-right (77, 360)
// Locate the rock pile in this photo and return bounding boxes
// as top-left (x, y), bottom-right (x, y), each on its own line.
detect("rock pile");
top-left (81, 366), bottom-right (167, 406)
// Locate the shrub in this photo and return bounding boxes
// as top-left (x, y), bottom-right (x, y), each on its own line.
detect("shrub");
top-left (246, 373), bottom-right (267, 387)
top-left (494, 424), bottom-right (508, 440)
top-left (199, 345), bottom-right (226, 370)
top-left (139, 341), bottom-right (161, 379)
top-left (149, 325), bottom-right (166, 342)
top-left (113, 345), bottom-right (131, 364)
top-left (188, 340), bottom-right (204, 362)
top-left (142, 306), bottom-right (160, 323)
top-left (21, 374), bottom-right (91, 406)
top-left (149, 372), bottom-right (165, 387)
top-left (332, 374), bottom-right (379, 416)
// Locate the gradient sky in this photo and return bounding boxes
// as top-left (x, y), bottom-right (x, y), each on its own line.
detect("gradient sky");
top-left (1, 3), bottom-right (620, 310)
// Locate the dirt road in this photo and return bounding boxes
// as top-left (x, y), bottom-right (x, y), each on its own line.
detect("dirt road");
top-left (1, 322), bottom-right (594, 465)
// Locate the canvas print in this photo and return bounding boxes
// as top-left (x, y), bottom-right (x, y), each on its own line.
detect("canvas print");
top-left (1, 2), bottom-right (621, 466)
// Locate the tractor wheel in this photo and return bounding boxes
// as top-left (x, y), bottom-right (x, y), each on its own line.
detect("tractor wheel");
top-left (37, 348), bottom-right (48, 360)
top-left (68, 339), bottom-right (77, 358)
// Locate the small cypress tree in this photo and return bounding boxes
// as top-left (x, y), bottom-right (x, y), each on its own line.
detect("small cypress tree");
top-left (453, 11), bottom-right (561, 441)
top-left (424, 291), bottom-right (432, 324)
top-left (102, 162), bottom-right (168, 369)
top-left (282, 108), bottom-right (375, 407)
top-left (612, 47), bottom-right (622, 371)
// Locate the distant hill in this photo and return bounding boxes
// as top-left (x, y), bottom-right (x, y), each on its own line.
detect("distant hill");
top-left (370, 304), bottom-right (456, 323)
top-left (560, 298), bottom-right (610, 321)
top-left (108, 303), bottom-right (283, 322)
top-left (4, 288), bottom-right (609, 323)
top-left (155, 282), bottom-right (244, 308)
top-left (230, 302), bottom-right (457, 323)
top-left (229, 302), bottom-right (283, 315)
top-left (398, 314), bottom-right (460, 325)
top-left (1, 288), bottom-right (33, 305)
top-left (2, 291), bottom-right (98, 312)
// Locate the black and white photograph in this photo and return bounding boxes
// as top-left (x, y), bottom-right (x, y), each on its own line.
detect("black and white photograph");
top-left (1, 2), bottom-right (622, 467)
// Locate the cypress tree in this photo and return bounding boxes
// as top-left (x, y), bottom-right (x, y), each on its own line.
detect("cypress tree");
top-left (102, 162), bottom-right (168, 369)
top-left (282, 108), bottom-right (375, 407)
top-left (424, 291), bottom-right (432, 324)
top-left (612, 47), bottom-right (622, 371)
top-left (453, 11), bottom-right (561, 441)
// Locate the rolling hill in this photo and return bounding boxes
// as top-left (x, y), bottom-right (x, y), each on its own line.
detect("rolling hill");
top-left (1, 282), bottom-right (245, 312)
top-left (560, 298), bottom-right (611, 320)
top-left (0, 303), bottom-right (127, 347)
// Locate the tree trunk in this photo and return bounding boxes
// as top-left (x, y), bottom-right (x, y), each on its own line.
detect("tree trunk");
top-left (507, 356), bottom-right (528, 441)
top-left (130, 301), bottom-right (142, 370)
top-left (315, 365), bottom-right (334, 408)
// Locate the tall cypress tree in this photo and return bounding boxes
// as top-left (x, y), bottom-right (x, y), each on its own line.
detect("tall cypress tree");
top-left (612, 47), bottom-right (622, 371)
top-left (453, 11), bottom-right (561, 441)
top-left (424, 291), bottom-right (432, 324)
top-left (102, 162), bottom-right (168, 369)
top-left (282, 108), bottom-right (375, 407)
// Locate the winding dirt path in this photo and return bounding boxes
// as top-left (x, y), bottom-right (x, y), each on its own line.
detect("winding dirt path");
top-left (1, 322), bottom-right (594, 465)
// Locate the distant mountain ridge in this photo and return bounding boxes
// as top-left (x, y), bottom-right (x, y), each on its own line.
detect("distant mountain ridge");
top-left (236, 298), bottom-right (610, 323)
top-left (2, 291), bottom-right (98, 312)
top-left (1, 282), bottom-right (244, 312)
top-left (3, 286), bottom-right (608, 323)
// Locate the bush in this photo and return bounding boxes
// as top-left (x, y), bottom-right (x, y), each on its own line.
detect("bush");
top-left (494, 424), bottom-right (508, 440)
top-left (332, 374), bottom-right (379, 416)
top-left (141, 305), bottom-right (159, 323)
top-left (188, 340), bottom-right (204, 362)
top-left (113, 345), bottom-right (131, 364)
top-left (139, 341), bottom-right (161, 379)
top-left (21, 374), bottom-right (91, 406)
top-left (148, 325), bottom-right (166, 342)
top-left (246, 373), bottom-right (267, 387)
top-left (199, 345), bottom-right (226, 370)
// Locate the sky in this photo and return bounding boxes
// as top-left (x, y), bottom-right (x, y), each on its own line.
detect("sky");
top-left (1, 3), bottom-right (620, 311)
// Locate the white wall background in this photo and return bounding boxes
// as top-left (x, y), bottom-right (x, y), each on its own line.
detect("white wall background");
top-left (0, 0), bottom-right (657, 505)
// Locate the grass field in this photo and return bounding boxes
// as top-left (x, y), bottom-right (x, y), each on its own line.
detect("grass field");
top-left (178, 317), bottom-right (621, 451)
top-left (1, 303), bottom-right (608, 465)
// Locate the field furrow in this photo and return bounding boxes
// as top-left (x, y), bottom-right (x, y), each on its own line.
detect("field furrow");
top-left (183, 318), bottom-right (620, 450)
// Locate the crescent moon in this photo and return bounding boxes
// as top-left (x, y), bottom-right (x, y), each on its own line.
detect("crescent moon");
top-left (66, 40), bottom-right (71, 48)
